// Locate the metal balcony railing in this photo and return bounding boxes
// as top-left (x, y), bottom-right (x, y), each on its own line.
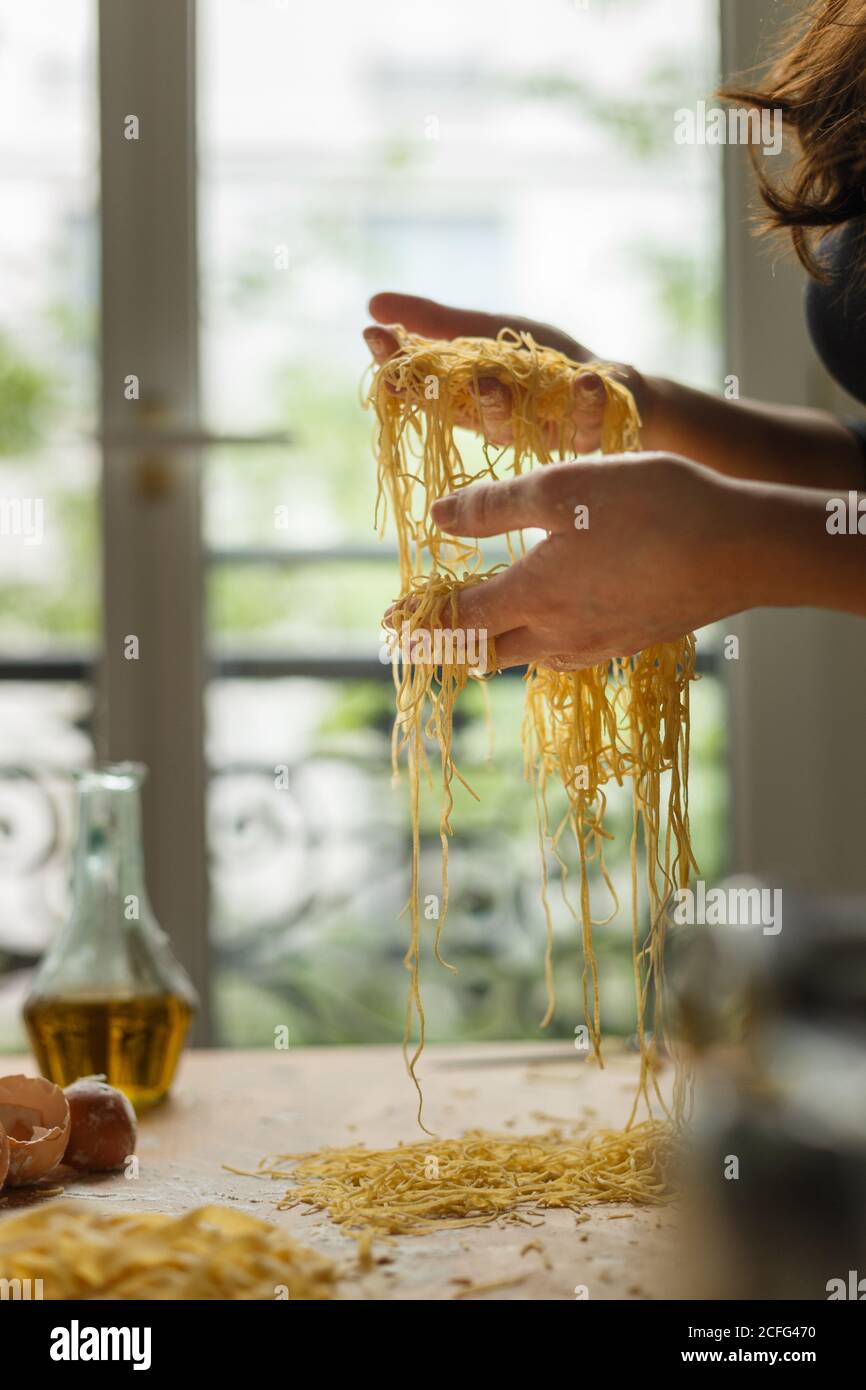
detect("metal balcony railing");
top-left (0, 544), bottom-right (723, 683)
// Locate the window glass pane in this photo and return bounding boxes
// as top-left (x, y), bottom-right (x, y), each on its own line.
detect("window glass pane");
top-left (207, 673), bottom-right (727, 1047)
top-left (0, 686), bottom-right (92, 1049)
top-left (200, 0), bottom-right (721, 546)
top-left (0, 2), bottom-right (100, 652)
top-left (199, 0), bottom-right (727, 1047)
top-left (0, 2), bottom-right (98, 1047)
top-left (209, 562), bottom-right (397, 657)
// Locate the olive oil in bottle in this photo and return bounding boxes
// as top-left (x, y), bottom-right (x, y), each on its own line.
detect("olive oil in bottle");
top-left (24, 992), bottom-right (193, 1110)
top-left (23, 764), bottom-right (198, 1109)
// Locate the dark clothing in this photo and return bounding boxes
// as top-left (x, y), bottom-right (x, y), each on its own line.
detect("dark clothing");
top-left (804, 216), bottom-right (866, 462)
top-left (848, 418), bottom-right (866, 458)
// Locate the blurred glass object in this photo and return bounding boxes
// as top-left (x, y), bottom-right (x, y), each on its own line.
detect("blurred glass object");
top-left (24, 764), bottom-right (198, 1107)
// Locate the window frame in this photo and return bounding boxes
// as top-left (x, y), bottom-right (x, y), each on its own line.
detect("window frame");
top-left (92, 0), bottom-right (838, 1044)
top-left (98, 0), bottom-right (211, 1033)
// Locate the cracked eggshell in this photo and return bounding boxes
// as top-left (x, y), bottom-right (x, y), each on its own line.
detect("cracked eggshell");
top-left (0, 1074), bottom-right (71, 1186)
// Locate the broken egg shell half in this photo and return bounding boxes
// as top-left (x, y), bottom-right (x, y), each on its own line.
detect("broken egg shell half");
top-left (0, 1120), bottom-right (9, 1189)
top-left (0, 1074), bottom-right (71, 1186)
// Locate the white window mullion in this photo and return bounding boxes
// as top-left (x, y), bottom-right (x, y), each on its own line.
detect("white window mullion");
top-left (98, 0), bottom-right (210, 1031)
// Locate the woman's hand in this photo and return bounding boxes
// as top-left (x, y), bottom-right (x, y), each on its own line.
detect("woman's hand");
top-left (429, 453), bottom-right (750, 669)
top-left (363, 291), bottom-right (645, 455)
top-left (363, 291), bottom-right (865, 489)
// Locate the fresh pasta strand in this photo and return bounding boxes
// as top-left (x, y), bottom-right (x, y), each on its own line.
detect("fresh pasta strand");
top-left (257, 1121), bottom-right (676, 1238)
top-left (369, 326), bottom-right (697, 1136)
top-left (386, 570), bottom-right (498, 1125)
top-left (0, 1199), bottom-right (336, 1300)
top-left (249, 328), bottom-right (697, 1241)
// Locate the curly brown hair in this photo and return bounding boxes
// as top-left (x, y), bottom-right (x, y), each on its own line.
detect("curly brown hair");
top-left (721, 0), bottom-right (866, 278)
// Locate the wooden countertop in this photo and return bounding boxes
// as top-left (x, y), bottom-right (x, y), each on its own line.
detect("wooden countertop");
top-left (0, 1042), bottom-right (680, 1300)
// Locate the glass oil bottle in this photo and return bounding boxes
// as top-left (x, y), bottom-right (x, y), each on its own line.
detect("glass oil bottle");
top-left (23, 763), bottom-right (198, 1108)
